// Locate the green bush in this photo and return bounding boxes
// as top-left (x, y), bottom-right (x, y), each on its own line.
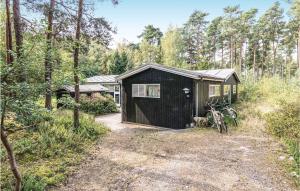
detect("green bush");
top-left (79, 94), bottom-right (118, 115)
top-left (22, 175), bottom-right (46, 191)
top-left (58, 94), bottom-right (118, 115)
top-left (265, 101), bottom-right (300, 181)
top-left (239, 75), bottom-right (261, 102)
top-left (265, 101), bottom-right (300, 139)
top-left (1, 110), bottom-right (109, 190)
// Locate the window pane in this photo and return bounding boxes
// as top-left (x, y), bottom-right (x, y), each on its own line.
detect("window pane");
top-left (215, 85), bottom-right (220, 96)
top-left (146, 85), bottom-right (160, 98)
top-left (115, 94), bottom-right (120, 104)
top-left (233, 85), bottom-right (237, 94)
top-left (115, 85), bottom-right (120, 92)
top-left (209, 84), bottom-right (220, 97)
top-left (209, 86), bottom-right (214, 97)
top-left (138, 84), bottom-right (145, 97)
top-left (224, 85), bottom-right (230, 95)
top-left (132, 84), bottom-right (138, 97)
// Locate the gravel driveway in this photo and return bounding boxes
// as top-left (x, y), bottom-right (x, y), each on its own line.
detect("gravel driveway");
top-left (56, 113), bottom-right (297, 191)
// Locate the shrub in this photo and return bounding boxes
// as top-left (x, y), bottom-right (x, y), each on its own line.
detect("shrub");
top-left (265, 101), bottom-right (300, 181)
top-left (1, 110), bottom-right (109, 190)
top-left (22, 175), bottom-right (46, 191)
top-left (79, 94), bottom-right (118, 115)
top-left (239, 77), bottom-right (260, 102)
top-left (58, 94), bottom-right (118, 115)
top-left (265, 101), bottom-right (300, 139)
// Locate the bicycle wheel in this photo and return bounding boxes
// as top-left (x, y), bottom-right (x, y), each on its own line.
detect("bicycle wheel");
top-left (221, 119), bottom-right (228, 133)
top-left (217, 112), bottom-right (227, 133)
top-left (215, 112), bottom-right (222, 133)
top-left (206, 111), bottom-right (214, 126)
top-left (233, 118), bottom-right (237, 126)
top-left (230, 109), bottom-right (238, 126)
top-left (230, 109), bottom-right (237, 119)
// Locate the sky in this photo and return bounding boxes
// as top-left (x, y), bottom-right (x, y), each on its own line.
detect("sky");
top-left (94, 0), bottom-right (291, 46)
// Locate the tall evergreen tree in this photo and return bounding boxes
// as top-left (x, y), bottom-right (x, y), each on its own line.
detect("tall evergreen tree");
top-left (183, 10), bottom-right (209, 69)
top-left (259, 2), bottom-right (285, 76)
top-left (45, 0), bottom-right (55, 110)
top-left (109, 51), bottom-right (128, 74)
top-left (221, 6), bottom-right (241, 68)
top-left (206, 16), bottom-right (222, 68)
top-left (290, 0), bottom-right (300, 70)
top-left (138, 25), bottom-right (163, 45)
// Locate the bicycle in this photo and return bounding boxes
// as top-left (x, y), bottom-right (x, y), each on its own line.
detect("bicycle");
top-left (218, 98), bottom-right (238, 126)
top-left (206, 99), bottom-right (227, 133)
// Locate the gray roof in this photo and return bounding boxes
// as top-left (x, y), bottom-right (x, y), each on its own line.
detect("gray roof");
top-left (85, 75), bottom-right (118, 83)
top-left (62, 84), bottom-right (108, 93)
top-left (195, 69), bottom-right (240, 82)
top-left (116, 63), bottom-right (239, 82)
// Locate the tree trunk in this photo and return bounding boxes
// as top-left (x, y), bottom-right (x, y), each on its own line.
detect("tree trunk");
top-left (13, 0), bottom-right (25, 82)
top-left (234, 41), bottom-right (237, 67)
top-left (253, 44), bottom-right (256, 80)
top-left (213, 49), bottom-right (216, 68)
top-left (282, 54), bottom-right (286, 79)
top-left (6, 0), bottom-right (13, 65)
top-left (213, 36), bottom-right (216, 68)
top-left (73, 0), bottom-right (84, 129)
top-left (239, 41), bottom-right (243, 74)
top-left (261, 43), bottom-right (265, 78)
top-left (221, 42), bottom-right (224, 68)
top-left (5, 3), bottom-right (22, 189)
top-left (230, 37), bottom-right (233, 68)
top-left (1, 131), bottom-right (22, 191)
top-left (297, 28), bottom-right (300, 69)
top-left (13, 0), bottom-right (22, 58)
top-left (45, 0), bottom-right (55, 110)
top-left (1, 100), bottom-right (21, 191)
top-left (272, 41), bottom-right (276, 76)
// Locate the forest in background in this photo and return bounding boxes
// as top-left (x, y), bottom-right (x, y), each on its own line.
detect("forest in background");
top-left (1, 0), bottom-right (300, 190)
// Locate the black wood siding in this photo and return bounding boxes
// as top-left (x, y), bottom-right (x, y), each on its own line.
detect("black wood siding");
top-left (121, 68), bottom-right (194, 129)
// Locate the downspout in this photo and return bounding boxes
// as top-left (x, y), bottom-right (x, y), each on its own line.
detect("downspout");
top-left (195, 80), bottom-right (199, 117)
top-left (119, 80), bottom-right (123, 123)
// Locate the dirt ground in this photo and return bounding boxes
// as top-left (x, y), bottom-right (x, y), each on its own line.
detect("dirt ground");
top-left (55, 113), bottom-right (297, 191)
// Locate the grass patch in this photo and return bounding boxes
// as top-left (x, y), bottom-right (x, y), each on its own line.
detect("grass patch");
top-left (239, 75), bottom-right (300, 186)
top-left (1, 110), bottom-right (109, 191)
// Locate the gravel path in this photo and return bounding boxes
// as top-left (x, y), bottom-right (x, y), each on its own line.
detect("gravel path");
top-left (55, 114), bottom-right (297, 191)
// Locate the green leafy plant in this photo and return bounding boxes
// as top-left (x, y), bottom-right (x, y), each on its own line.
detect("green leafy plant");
top-left (59, 94), bottom-right (118, 115)
top-left (1, 110), bottom-right (109, 190)
top-left (21, 175), bottom-right (47, 191)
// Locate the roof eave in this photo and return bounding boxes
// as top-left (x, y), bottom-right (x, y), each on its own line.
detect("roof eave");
top-left (116, 64), bottom-right (201, 80)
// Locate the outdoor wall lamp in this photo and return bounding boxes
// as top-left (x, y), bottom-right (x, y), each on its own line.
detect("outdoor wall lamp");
top-left (182, 88), bottom-right (190, 98)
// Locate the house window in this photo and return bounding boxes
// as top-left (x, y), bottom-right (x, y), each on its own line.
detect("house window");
top-left (233, 85), bottom-right (237, 94)
top-left (104, 84), bottom-right (115, 92)
top-left (114, 94), bottom-right (120, 104)
top-left (146, 84), bottom-right (160, 98)
top-left (209, 84), bottom-right (221, 97)
top-left (115, 85), bottom-right (120, 92)
top-left (132, 84), bottom-right (160, 98)
top-left (223, 85), bottom-right (230, 95)
top-left (132, 84), bottom-right (139, 97)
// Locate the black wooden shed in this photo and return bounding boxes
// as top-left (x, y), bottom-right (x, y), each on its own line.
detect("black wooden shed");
top-left (117, 64), bottom-right (240, 129)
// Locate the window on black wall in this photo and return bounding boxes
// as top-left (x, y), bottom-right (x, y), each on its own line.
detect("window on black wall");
top-left (132, 84), bottom-right (160, 98)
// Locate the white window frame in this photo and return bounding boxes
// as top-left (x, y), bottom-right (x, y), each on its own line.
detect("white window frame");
top-left (223, 85), bottom-right (230, 95)
top-left (209, 84), bottom-right (221, 98)
top-left (114, 85), bottom-right (120, 92)
top-left (233, 85), bottom-right (237, 94)
top-left (132, 84), bottom-right (160, 98)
